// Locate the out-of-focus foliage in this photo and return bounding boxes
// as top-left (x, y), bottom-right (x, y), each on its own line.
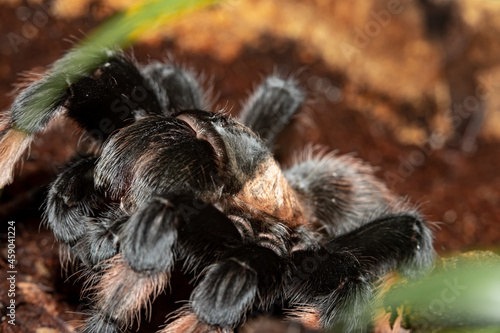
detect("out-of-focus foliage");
top-left (384, 251), bottom-right (500, 332)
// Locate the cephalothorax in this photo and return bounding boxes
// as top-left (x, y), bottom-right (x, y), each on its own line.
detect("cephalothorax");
top-left (0, 50), bottom-right (434, 332)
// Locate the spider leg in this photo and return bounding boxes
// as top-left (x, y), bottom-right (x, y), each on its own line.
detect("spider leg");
top-left (284, 151), bottom-right (399, 237)
top-left (187, 213), bottom-right (290, 329)
top-left (81, 196), bottom-right (243, 332)
top-left (45, 157), bottom-right (126, 269)
top-left (160, 309), bottom-right (231, 333)
top-left (142, 61), bottom-right (207, 112)
top-left (63, 52), bottom-right (169, 142)
top-left (288, 212), bottom-right (434, 331)
top-left (238, 76), bottom-right (304, 148)
top-left (190, 244), bottom-right (288, 328)
top-left (81, 197), bottom-right (179, 333)
top-left (45, 157), bottom-right (100, 246)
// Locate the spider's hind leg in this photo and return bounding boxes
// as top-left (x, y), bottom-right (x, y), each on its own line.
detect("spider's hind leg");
top-left (239, 76), bottom-right (304, 148)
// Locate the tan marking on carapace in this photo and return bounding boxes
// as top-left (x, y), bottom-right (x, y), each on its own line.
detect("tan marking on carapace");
top-left (233, 157), bottom-right (306, 228)
top-left (0, 128), bottom-right (32, 188)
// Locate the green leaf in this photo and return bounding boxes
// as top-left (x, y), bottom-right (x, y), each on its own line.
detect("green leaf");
top-left (384, 251), bottom-right (500, 331)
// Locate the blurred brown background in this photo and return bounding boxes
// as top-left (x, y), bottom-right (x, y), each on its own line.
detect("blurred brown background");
top-left (1, 0), bottom-right (500, 332)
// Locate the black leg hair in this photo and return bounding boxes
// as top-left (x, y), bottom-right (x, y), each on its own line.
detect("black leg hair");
top-left (121, 198), bottom-right (180, 272)
top-left (63, 53), bottom-right (169, 142)
top-left (238, 76), bottom-right (304, 148)
top-left (81, 254), bottom-right (169, 333)
top-left (142, 62), bottom-right (207, 113)
top-left (45, 157), bottom-right (125, 268)
top-left (190, 243), bottom-right (288, 328)
top-left (173, 197), bottom-right (290, 328)
top-left (45, 157), bottom-right (104, 245)
top-left (284, 149), bottom-right (400, 237)
top-left (288, 212), bottom-right (434, 331)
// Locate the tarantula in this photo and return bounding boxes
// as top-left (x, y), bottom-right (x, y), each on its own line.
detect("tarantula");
top-left (0, 50), bottom-right (434, 332)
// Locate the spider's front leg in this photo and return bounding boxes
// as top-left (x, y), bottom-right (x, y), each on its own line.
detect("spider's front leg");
top-left (83, 196), bottom-right (289, 332)
top-left (45, 157), bottom-right (124, 269)
top-left (80, 196), bottom-right (210, 333)
top-left (43, 53), bottom-right (201, 268)
top-left (288, 213), bottom-right (433, 331)
top-left (187, 214), bottom-right (290, 329)
top-left (283, 152), bottom-right (434, 331)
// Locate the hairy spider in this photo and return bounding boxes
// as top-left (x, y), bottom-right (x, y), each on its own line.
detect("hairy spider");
top-left (0, 50), bottom-right (434, 332)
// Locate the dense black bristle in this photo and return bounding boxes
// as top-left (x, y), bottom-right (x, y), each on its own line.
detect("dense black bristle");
top-left (64, 53), bottom-right (168, 142)
top-left (239, 76), bottom-right (304, 147)
top-left (121, 198), bottom-right (178, 272)
top-left (142, 61), bottom-right (207, 112)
